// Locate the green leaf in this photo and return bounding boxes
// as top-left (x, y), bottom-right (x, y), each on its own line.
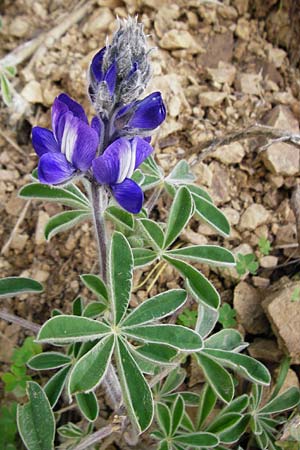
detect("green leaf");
top-left (82, 302), bottom-right (107, 318)
top-left (196, 353), bottom-right (234, 403)
top-left (80, 274), bottom-right (108, 302)
top-left (122, 289), bottom-right (187, 327)
top-left (132, 248), bottom-right (158, 267)
top-left (220, 395), bottom-right (249, 415)
top-left (19, 183), bottom-right (90, 209)
top-left (105, 206), bottom-right (134, 231)
top-left (109, 232), bottom-right (133, 325)
top-left (76, 392), bottom-right (99, 422)
top-left (1, 73), bottom-right (12, 106)
top-left (173, 431), bottom-right (219, 448)
top-left (164, 255), bottom-right (220, 309)
top-left (0, 277), bottom-right (43, 298)
top-left (17, 382), bottom-right (55, 450)
top-left (185, 184), bottom-right (213, 203)
top-left (166, 245), bottom-right (235, 267)
top-left (28, 352), bottom-right (71, 370)
top-left (219, 414), bottom-right (250, 444)
top-left (196, 303), bottom-right (218, 338)
top-left (44, 210), bottom-right (91, 241)
top-left (206, 412), bottom-right (242, 434)
top-left (160, 368), bottom-right (186, 395)
top-left (68, 335), bottom-right (114, 394)
top-left (72, 297), bottom-right (83, 316)
top-left (258, 236), bottom-right (272, 256)
top-left (156, 402), bottom-right (172, 436)
top-left (171, 395), bottom-right (185, 434)
top-left (193, 193), bottom-right (230, 237)
top-left (4, 65), bottom-right (17, 77)
top-left (37, 315), bottom-right (111, 344)
top-left (166, 160), bottom-right (196, 185)
top-left (196, 384), bottom-right (217, 428)
top-left (163, 186), bottom-right (193, 249)
top-left (44, 365), bottom-right (70, 408)
top-left (177, 308), bottom-right (198, 328)
top-left (139, 218), bottom-right (164, 250)
top-left (203, 349), bottom-right (271, 385)
top-left (269, 356), bottom-right (291, 401)
top-left (123, 324), bottom-right (203, 351)
top-left (204, 329), bottom-right (245, 352)
top-left (115, 338), bottom-right (153, 433)
top-left (135, 343), bottom-right (177, 365)
top-left (236, 253), bottom-right (259, 276)
top-left (218, 304), bottom-right (237, 328)
top-left (259, 387), bottom-right (300, 415)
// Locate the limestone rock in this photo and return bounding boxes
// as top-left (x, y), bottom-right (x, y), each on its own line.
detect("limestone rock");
top-left (260, 255), bottom-right (278, 269)
top-left (262, 105), bottom-right (300, 176)
top-left (248, 338), bottom-right (283, 362)
top-left (221, 207), bottom-right (240, 226)
top-left (83, 8), bottom-right (114, 36)
top-left (21, 80), bottom-right (43, 104)
top-left (9, 16), bottom-right (29, 38)
top-left (239, 204), bottom-right (270, 230)
top-left (207, 62), bottom-right (236, 86)
top-left (209, 162), bottom-right (231, 205)
top-left (199, 92), bottom-right (227, 108)
top-left (213, 142), bottom-right (245, 165)
top-left (235, 72), bottom-right (262, 95)
top-left (235, 18), bottom-right (251, 41)
top-left (233, 282), bottom-right (268, 334)
top-left (35, 211), bottom-right (50, 245)
top-left (262, 281), bottom-right (300, 363)
top-left (160, 30), bottom-right (200, 53)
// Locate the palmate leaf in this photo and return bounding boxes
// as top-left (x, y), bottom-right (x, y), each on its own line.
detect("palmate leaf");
top-left (138, 218), bottom-right (164, 250)
top-left (171, 395), bottom-right (185, 434)
top-left (19, 183), bottom-right (90, 209)
top-left (37, 315), bottom-right (111, 344)
top-left (135, 343), bottom-right (177, 365)
top-left (109, 232), bottom-right (133, 325)
top-left (123, 324), bottom-right (203, 351)
top-left (166, 160), bottom-right (196, 185)
top-left (204, 329), bottom-right (247, 352)
top-left (258, 387), bottom-right (300, 415)
top-left (17, 382), bottom-right (55, 450)
top-left (196, 353), bottom-right (234, 404)
top-left (164, 255), bottom-right (220, 309)
top-left (75, 391), bottom-right (99, 422)
top-left (105, 205), bottom-right (134, 232)
top-left (44, 210), bottom-right (91, 241)
top-left (206, 412), bottom-right (243, 434)
top-left (115, 338), bottom-right (153, 433)
top-left (44, 365), bottom-right (70, 408)
top-left (163, 186), bottom-right (193, 249)
top-left (196, 384), bottom-right (217, 429)
top-left (173, 431), bottom-right (219, 448)
top-left (156, 402), bottom-right (172, 436)
top-left (196, 303), bottom-right (219, 338)
top-left (0, 277), bottom-right (43, 298)
top-left (122, 289), bottom-right (187, 327)
top-left (132, 248), bottom-right (158, 267)
top-left (160, 368), bottom-right (186, 396)
top-left (219, 414), bottom-right (251, 445)
top-left (80, 274), bottom-right (108, 302)
top-left (203, 349), bottom-right (271, 385)
top-left (28, 352), bottom-right (71, 370)
top-left (193, 193), bottom-right (230, 237)
top-left (68, 335), bottom-right (114, 394)
top-left (166, 245), bottom-right (235, 267)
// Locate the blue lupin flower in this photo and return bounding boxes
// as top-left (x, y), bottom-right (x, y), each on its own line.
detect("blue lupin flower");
top-left (32, 94), bottom-right (99, 185)
top-left (92, 137), bottom-right (153, 213)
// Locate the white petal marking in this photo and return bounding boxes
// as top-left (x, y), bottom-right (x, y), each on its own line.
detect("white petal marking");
top-left (126, 140), bottom-right (136, 179)
top-left (117, 140), bottom-right (132, 183)
top-left (61, 116), bottom-right (78, 164)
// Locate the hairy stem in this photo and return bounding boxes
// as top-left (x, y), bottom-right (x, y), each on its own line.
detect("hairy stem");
top-left (72, 424), bottom-right (115, 450)
top-left (89, 181), bottom-right (123, 412)
top-left (0, 309), bottom-right (40, 333)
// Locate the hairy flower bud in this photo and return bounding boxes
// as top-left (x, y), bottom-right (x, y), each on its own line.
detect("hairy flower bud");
top-left (89, 17), bottom-right (151, 116)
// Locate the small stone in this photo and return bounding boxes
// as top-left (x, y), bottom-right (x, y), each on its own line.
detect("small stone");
top-left (209, 162), bottom-right (231, 205)
top-left (181, 229), bottom-right (208, 245)
top-left (264, 105), bottom-right (299, 133)
top-left (5, 196), bottom-right (25, 216)
top-left (233, 281), bottom-right (268, 334)
top-left (275, 369), bottom-right (299, 395)
top-left (10, 233), bottom-right (28, 251)
top-left (83, 8), bottom-right (114, 36)
top-left (276, 223), bottom-right (297, 246)
top-left (9, 16), bottom-right (29, 37)
top-left (239, 204), bottom-right (270, 230)
top-left (0, 170), bottom-right (20, 181)
top-left (221, 207), bottom-right (240, 226)
top-left (34, 270), bottom-right (50, 283)
top-left (235, 72), bottom-right (262, 95)
top-left (160, 30), bottom-right (201, 53)
top-left (248, 338), bottom-right (283, 362)
top-left (253, 276), bottom-right (270, 288)
top-left (268, 47), bottom-right (287, 68)
top-left (213, 142), bottom-right (245, 165)
top-left (235, 18), bottom-right (251, 41)
top-left (262, 281), bottom-right (300, 363)
top-left (21, 80), bottom-right (43, 104)
top-left (207, 62), bottom-right (236, 85)
top-left (260, 255), bottom-right (278, 269)
top-left (35, 211), bottom-right (50, 245)
top-left (193, 162), bottom-right (212, 187)
top-left (199, 92), bottom-right (227, 108)
top-left (189, 358), bottom-right (205, 387)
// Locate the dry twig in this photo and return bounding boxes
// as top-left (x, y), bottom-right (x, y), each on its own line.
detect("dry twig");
top-left (0, 309), bottom-right (40, 333)
top-left (1, 200), bottom-right (31, 255)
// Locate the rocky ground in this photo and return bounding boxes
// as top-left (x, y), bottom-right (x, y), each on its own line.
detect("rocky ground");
top-left (1, 0), bottom-right (300, 448)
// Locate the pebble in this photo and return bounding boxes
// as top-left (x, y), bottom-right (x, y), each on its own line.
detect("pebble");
top-left (35, 211), bottom-right (50, 245)
top-left (207, 62), bottom-right (236, 85)
top-left (83, 8), bottom-right (114, 36)
top-left (239, 204), bottom-right (270, 230)
top-left (213, 142), bottom-right (245, 165)
top-left (248, 338), bottom-right (283, 362)
top-left (235, 72), bottom-right (262, 95)
top-left (160, 30), bottom-right (201, 53)
top-left (199, 92), bottom-right (227, 108)
top-left (21, 80), bottom-right (43, 104)
top-left (260, 255), bottom-right (278, 268)
top-left (9, 16), bottom-right (29, 37)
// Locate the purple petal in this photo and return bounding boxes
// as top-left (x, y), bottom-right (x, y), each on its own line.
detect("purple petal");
top-left (127, 62), bottom-right (138, 80)
top-left (128, 92), bottom-right (166, 130)
top-left (132, 137), bottom-right (153, 169)
top-left (92, 138), bottom-right (130, 185)
top-left (38, 152), bottom-right (75, 185)
top-left (57, 93), bottom-right (88, 124)
top-left (143, 136), bottom-right (151, 143)
top-left (91, 116), bottom-right (103, 137)
top-left (51, 98), bottom-right (69, 142)
top-left (104, 61), bottom-right (117, 96)
top-left (68, 118), bottom-right (99, 172)
top-left (32, 127), bottom-right (59, 157)
top-left (111, 178), bottom-right (144, 214)
top-left (91, 47), bottom-right (106, 82)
